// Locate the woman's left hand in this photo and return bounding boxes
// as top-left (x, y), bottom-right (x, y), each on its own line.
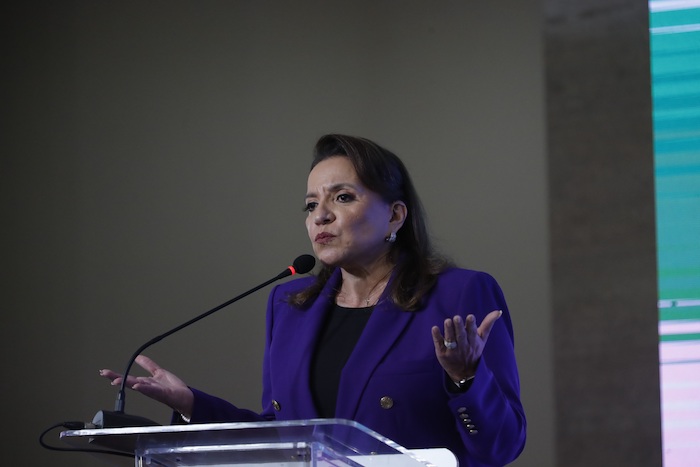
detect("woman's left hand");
top-left (431, 310), bottom-right (502, 383)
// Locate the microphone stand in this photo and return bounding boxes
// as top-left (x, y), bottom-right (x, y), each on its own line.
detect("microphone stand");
top-left (93, 255), bottom-right (315, 428)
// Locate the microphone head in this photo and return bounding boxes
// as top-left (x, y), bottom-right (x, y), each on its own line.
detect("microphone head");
top-left (292, 254), bottom-right (316, 274)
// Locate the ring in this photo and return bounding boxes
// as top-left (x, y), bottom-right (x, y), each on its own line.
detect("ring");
top-left (444, 339), bottom-right (457, 350)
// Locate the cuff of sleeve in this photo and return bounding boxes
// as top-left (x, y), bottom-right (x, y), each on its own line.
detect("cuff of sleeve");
top-left (446, 373), bottom-right (476, 393)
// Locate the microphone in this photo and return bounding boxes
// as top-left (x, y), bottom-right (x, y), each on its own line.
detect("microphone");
top-left (93, 254), bottom-right (315, 428)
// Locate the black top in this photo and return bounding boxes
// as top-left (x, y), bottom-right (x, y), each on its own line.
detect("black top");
top-left (310, 303), bottom-right (373, 418)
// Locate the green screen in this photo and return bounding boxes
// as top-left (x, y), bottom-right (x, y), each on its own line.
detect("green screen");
top-left (653, 6), bottom-right (700, 324)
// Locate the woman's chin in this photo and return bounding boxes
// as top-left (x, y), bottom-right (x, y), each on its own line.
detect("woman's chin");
top-left (316, 257), bottom-right (338, 268)
top-left (313, 250), bottom-right (341, 268)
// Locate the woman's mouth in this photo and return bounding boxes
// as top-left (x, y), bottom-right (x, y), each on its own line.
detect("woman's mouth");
top-left (315, 232), bottom-right (335, 244)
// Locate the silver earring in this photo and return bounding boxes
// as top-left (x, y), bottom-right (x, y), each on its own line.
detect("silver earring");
top-left (385, 232), bottom-right (397, 243)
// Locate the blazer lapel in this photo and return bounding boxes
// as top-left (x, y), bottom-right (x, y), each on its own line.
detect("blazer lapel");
top-left (334, 278), bottom-right (414, 419)
top-left (283, 269), bottom-right (342, 417)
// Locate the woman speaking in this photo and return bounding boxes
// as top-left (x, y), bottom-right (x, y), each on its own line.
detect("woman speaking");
top-left (101, 134), bottom-right (526, 466)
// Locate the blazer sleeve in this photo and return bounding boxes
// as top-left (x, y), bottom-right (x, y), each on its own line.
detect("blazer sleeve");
top-left (445, 272), bottom-right (526, 465)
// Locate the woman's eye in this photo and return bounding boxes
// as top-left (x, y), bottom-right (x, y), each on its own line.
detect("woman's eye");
top-left (303, 202), bottom-right (317, 212)
top-left (337, 193), bottom-right (355, 203)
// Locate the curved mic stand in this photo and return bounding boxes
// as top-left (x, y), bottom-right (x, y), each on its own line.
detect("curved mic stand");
top-left (93, 254), bottom-right (315, 428)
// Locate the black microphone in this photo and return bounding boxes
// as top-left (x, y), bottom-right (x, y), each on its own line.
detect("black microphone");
top-left (93, 254), bottom-right (315, 428)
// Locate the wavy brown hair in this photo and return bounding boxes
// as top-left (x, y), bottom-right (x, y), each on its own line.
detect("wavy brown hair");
top-left (289, 134), bottom-right (451, 311)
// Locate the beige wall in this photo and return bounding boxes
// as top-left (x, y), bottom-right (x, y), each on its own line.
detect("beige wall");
top-left (543, 1), bottom-right (661, 465)
top-left (2, 1), bottom-right (659, 466)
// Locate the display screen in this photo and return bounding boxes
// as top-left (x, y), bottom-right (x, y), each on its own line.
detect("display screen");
top-left (650, 1), bottom-right (700, 465)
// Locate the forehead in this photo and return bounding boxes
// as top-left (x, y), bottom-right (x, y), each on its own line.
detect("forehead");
top-left (306, 156), bottom-right (361, 189)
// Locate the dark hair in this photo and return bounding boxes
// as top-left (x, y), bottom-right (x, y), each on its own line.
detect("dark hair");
top-left (290, 134), bottom-right (450, 311)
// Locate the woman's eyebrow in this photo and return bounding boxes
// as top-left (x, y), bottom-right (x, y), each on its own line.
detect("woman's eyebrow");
top-left (305, 183), bottom-right (355, 199)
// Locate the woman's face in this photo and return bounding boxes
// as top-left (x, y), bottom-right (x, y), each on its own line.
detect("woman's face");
top-left (304, 156), bottom-right (400, 272)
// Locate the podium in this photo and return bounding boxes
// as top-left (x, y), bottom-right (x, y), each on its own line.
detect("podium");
top-left (60, 418), bottom-right (456, 466)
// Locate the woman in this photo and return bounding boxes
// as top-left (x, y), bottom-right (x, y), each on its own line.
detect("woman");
top-left (101, 134), bottom-right (526, 466)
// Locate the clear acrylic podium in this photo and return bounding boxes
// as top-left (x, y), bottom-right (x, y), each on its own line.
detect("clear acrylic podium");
top-left (60, 418), bottom-right (456, 466)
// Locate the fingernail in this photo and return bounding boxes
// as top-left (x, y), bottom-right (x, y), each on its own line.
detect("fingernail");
top-left (498, 310), bottom-right (503, 317)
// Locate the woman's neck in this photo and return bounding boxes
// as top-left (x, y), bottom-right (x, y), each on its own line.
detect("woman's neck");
top-left (336, 262), bottom-right (395, 308)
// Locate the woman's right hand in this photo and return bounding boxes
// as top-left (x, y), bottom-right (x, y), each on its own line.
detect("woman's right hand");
top-left (100, 355), bottom-right (194, 419)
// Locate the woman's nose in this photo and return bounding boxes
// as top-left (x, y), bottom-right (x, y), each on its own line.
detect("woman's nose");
top-left (314, 204), bottom-right (334, 225)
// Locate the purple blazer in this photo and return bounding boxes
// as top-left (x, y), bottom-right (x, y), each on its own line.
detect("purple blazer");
top-left (186, 267), bottom-right (526, 466)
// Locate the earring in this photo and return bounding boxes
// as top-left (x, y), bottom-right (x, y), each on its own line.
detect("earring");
top-left (385, 232), bottom-right (397, 243)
